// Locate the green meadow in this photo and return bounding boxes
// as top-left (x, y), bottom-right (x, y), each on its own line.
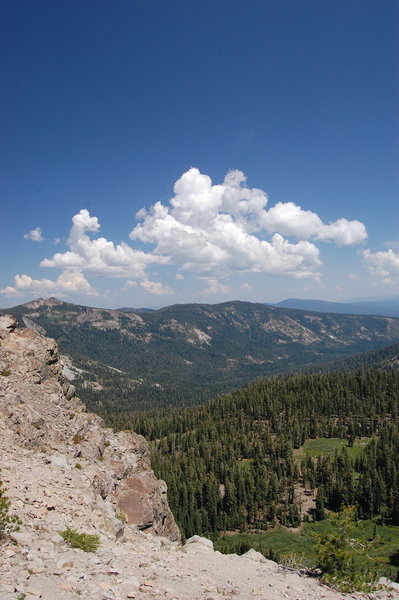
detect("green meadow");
top-left (215, 520), bottom-right (399, 580)
top-left (295, 437), bottom-right (370, 462)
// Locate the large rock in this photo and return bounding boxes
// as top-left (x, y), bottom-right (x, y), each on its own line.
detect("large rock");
top-left (0, 314), bottom-right (17, 336)
top-left (86, 466), bottom-right (114, 500)
top-left (115, 474), bottom-right (180, 541)
top-left (185, 535), bottom-right (214, 550)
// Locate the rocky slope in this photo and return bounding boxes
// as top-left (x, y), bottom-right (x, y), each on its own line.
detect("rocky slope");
top-left (0, 316), bottom-right (397, 600)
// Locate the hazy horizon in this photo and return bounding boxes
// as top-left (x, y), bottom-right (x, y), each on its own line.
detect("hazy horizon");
top-left (1, 292), bottom-right (399, 313)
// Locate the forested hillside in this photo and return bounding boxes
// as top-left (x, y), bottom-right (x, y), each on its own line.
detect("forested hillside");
top-left (3, 297), bottom-right (399, 411)
top-left (327, 341), bottom-right (399, 372)
top-left (117, 370), bottom-right (399, 541)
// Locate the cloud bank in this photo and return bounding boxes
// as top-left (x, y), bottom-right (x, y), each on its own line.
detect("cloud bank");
top-left (2, 168), bottom-right (370, 299)
top-left (0, 271), bottom-right (97, 297)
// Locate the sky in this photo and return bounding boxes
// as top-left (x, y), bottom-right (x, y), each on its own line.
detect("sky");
top-left (1, 0), bottom-right (398, 309)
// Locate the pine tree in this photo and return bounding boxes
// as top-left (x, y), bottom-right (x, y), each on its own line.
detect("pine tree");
top-left (0, 477), bottom-right (21, 538)
top-left (314, 485), bottom-right (326, 521)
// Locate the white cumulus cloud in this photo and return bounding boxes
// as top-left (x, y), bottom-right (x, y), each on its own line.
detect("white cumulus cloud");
top-left (362, 248), bottom-right (399, 284)
top-left (130, 168), bottom-right (366, 281)
top-left (0, 271), bottom-right (98, 297)
top-left (317, 218), bottom-right (367, 246)
top-left (199, 277), bottom-right (232, 295)
top-left (140, 279), bottom-right (173, 295)
top-left (41, 209), bottom-right (169, 278)
top-left (261, 203), bottom-right (367, 245)
top-left (24, 227), bottom-right (43, 242)
top-left (131, 168), bottom-right (326, 279)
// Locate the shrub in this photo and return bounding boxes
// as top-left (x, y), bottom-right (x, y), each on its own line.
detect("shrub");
top-left (0, 477), bottom-right (21, 538)
top-left (59, 527), bottom-right (100, 552)
top-left (116, 509), bottom-right (128, 523)
top-left (313, 507), bottom-right (381, 592)
top-left (281, 552), bottom-right (305, 569)
top-left (1, 369), bottom-right (11, 377)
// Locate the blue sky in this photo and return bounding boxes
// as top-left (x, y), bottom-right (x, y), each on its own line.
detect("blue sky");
top-left (1, 0), bottom-right (398, 308)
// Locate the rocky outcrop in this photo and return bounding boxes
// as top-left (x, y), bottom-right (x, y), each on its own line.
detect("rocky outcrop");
top-left (0, 315), bottom-right (179, 543)
top-left (0, 316), bottom-right (396, 600)
top-left (115, 475), bottom-right (173, 535)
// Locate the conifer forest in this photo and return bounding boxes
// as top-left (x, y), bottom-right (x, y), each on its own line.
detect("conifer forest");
top-left (105, 369), bottom-right (399, 540)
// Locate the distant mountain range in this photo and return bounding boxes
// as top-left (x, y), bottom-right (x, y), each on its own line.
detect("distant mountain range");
top-left (116, 307), bottom-right (155, 313)
top-left (117, 296), bottom-right (399, 317)
top-left (2, 297), bottom-right (399, 412)
top-left (275, 296), bottom-right (399, 317)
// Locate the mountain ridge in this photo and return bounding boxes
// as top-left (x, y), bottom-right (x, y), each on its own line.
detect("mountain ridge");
top-left (2, 297), bottom-right (399, 412)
